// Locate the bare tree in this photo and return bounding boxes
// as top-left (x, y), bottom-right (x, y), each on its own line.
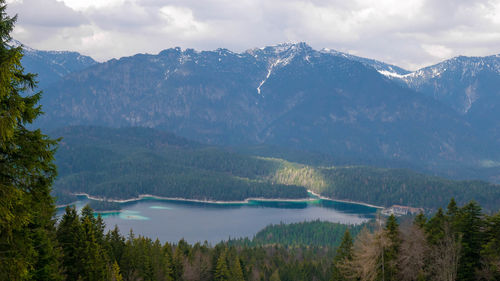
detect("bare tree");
top-left (183, 249), bottom-right (212, 281)
top-left (340, 228), bottom-right (391, 281)
top-left (428, 222), bottom-right (461, 281)
top-left (396, 224), bottom-right (428, 281)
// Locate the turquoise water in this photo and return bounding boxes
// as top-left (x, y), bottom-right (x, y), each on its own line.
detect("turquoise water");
top-left (58, 197), bottom-right (376, 244)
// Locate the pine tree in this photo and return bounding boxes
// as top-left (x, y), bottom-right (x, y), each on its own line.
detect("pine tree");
top-left (172, 243), bottom-right (185, 280)
top-left (163, 243), bottom-right (175, 281)
top-left (383, 215), bottom-right (400, 281)
top-left (230, 255), bottom-right (245, 281)
top-left (425, 208), bottom-right (445, 244)
top-left (80, 215), bottom-right (110, 281)
top-left (480, 211), bottom-right (500, 279)
top-left (456, 201), bottom-right (484, 281)
top-left (56, 206), bottom-right (84, 281)
top-left (214, 250), bottom-right (230, 281)
top-left (446, 198), bottom-right (458, 217)
top-left (105, 225), bottom-right (126, 264)
top-left (336, 230), bottom-right (354, 261)
top-left (414, 212), bottom-right (426, 228)
top-left (269, 269), bottom-right (281, 281)
top-left (0, 0), bottom-right (61, 279)
top-left (331, 230), bottom-right (354, 281)
top-left (111, 260), bottom-right (123, 281)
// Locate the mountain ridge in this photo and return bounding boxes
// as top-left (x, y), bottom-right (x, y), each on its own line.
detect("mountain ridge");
top-left (18, 42), bottom-right (500, 182)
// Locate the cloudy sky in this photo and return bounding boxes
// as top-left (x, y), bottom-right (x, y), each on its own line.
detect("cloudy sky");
top-left (7, 0), bottom-right (500, 70)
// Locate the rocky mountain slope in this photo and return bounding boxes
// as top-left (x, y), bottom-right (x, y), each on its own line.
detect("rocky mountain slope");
top-left (34, 43), bottom-right (488, 167)
top-left (379, 54), bottom-right (500, 153)
top-left (18, 42), bottom-right (500, 181)
top-left (14, 40), bottom-right (97, 88)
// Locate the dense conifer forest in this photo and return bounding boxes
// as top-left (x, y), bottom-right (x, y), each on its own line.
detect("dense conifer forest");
top-left (51, 126), bottom-right (307, 204)
top-left (53, 126), bottom-right (500, 212)
top-left (315, 166), bottom-right (500, 211)
top-left (228, 220), bottom-right (366, 248)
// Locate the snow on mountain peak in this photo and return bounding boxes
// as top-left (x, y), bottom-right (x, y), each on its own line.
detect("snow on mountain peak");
top-left (377, 70), bottom-right (409, 79)
top-left (10, 39), bottom-right (35, 52)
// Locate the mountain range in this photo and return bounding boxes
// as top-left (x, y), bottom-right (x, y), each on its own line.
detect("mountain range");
top-left (16, 40), bottom-right (97, 88)
top-left (17, 41), bottom-right (500, 182)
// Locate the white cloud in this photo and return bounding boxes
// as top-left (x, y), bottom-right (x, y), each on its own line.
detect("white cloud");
top-left (422, 44), bottom-right (454, 60)
top-left (56, 0), bottom-right (127, 11)
top-left (159, 6), bottom-right (210, 38)
top-left (7, 0), bottom-right (500, 70)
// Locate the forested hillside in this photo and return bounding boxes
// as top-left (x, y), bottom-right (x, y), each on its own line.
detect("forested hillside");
top-left (316, 166), bottom-right (500, 211)
top-left (36, 40), bottom-right (498, 174)
top-left (268, 159), bottom-right (500, 212)
top-left (51, 126), bottom-right (307, 204)
top-left (230, 220), bottom-right (367, 248)
top-left (52, 126), bottom-right (500, 212)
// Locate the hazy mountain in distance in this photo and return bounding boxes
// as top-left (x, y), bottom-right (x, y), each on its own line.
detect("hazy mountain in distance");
top-left (382, 55), bottom-right (500, 114)
top-left (378, 54), bottom-right (500, 151)
top-left (13, 40), bottom-right (97, 88)
top-left (320, 48), bottom-right (411, 77)
top-left (32, 42), bottom-right (496, 171)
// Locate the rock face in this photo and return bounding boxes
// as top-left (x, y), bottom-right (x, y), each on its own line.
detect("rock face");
top-left (397, 55), bottom-right (500, 115)
top-left (379, 54), bottom-right (500, 148)
top-left (21, 42), bottom-right (500, 170)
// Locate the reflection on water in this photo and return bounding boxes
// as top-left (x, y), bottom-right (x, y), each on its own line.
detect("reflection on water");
top-left (150, 206), bottom-right (173, 210)
top-left (58, 196), bottom-right (377, 244)
top-left (118, 210), bottom-right (150, 220)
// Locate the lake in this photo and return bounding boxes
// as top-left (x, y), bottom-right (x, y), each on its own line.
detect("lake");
top-left (57, 196), bottom-right (377, 244)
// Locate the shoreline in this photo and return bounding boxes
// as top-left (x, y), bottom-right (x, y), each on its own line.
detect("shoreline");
top-left (307, 190), bottom-right (384, 209)
top-left (71, 192), bottom-right (318, 204)
top-left (57, 191), bottom-right (383, 210)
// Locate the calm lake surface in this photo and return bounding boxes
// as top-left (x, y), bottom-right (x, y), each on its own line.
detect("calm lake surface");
top-left (57, 197), bottom-right (377, 244)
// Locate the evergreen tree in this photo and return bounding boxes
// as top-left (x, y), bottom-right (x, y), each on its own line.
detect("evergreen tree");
top-left (80, 215), bottom-right (110, 281)
top-left (336, 230), bottom-right (354, 261)
top-left (0, 0), bottom-right (60, 279)
top-left (446, 198), bottom-right (458, 217)
top-left (269, 269), bottom-right (281, 281)
top-left (331, 230), bottom-right (354, 281)
top-left (214, 250), bottom-right (230, 281)
top-left (414, 212), bottom-right (426, 229)
top-left (230, 255), bottom-right (245, 281)
top-left (56, 206), bottom-right (84, 281)
top-left (111, 260), bottom-right (123, 281)
top-left (105, 225), bottom-right (126, 264)
top-left (119, 233), bottom-right (137, 281)
top-left (425, 208), bottom-right (445, 244)
top-left (383, 215), bottom-right (400, 281)
top-left (172, 243), bottom-right (185, 280)
top-left (81, 204), bottom-right (105, 246)
top-left (162, 243), bottom-right (175, 281)
top-left (480, 211), bottom-right (500, 279)
top-left (456, 201), bottom-right (484, 281)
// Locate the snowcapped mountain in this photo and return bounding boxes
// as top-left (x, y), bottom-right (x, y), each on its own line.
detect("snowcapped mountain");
top-left (320, 48), bottom-right (411, 77)
top-left (13, 40), bottom-right (97, 88)
top-left (11, 41), bottom-right (500, 182)
top-left (31, 42), bottom-right (492, 170)
top-left (375, 54), bottom-right (500, 149)
top-left (376, 54), bottom-right (500, 115)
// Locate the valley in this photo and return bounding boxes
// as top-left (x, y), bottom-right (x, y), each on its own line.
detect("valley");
top-left (23, 42), bottom-right (500, 185)
top-left (5, 0), bottom-right (500, 278)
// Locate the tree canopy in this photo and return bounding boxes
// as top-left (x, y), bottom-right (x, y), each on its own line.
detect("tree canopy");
top-left (0, 1), bottom-right (60, 279)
